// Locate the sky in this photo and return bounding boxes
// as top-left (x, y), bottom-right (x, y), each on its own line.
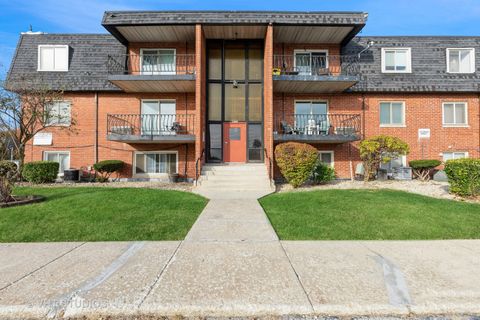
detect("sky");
top-left (1, 0), bottom-right (480, 77)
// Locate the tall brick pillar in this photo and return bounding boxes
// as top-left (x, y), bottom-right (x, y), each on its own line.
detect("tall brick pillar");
top-left (195, 24), bottom-right (206, 176)
top-left (263, 24), bottom-right (274, 179)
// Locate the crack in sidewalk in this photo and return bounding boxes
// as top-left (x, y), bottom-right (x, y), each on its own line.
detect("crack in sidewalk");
top-left (0, 242), bottom-right (86, 292)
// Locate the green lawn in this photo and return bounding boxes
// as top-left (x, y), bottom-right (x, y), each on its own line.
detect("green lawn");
top-left (0, 187), bottom-right (207, 242)
top-left (259, 189), bottom-right (480, 240)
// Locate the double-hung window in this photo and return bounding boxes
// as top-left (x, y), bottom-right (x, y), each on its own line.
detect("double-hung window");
top-left (442, 152), bottom-right (468, 162)
top-left (45, 101), bottom-right (71, 126)
top-left (442, 102), bottom-right (468, 126)
top-left (134, 152), bottom-right (177, 176)
top-left (379, 102), bottom-right (405, 126)
top-left (38, 45), bottom-right (69, 71)
top-left (381, 48), bottom-right (411, 73)
top-left (43, 151), bottom-right (70, 175)
top-left (140, 49), bottom-right (176, 75)
top-left (447, 48), bottom-right (475, 73)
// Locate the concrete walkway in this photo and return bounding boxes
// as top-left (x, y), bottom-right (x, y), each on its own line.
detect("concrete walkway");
top-left (1, 167), bottom-right (480, 319)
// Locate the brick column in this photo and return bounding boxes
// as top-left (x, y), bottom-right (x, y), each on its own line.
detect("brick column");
top-left (195, 24), bottom-right (206, 177)
top-left (263, 24), bottom-right (274, 178)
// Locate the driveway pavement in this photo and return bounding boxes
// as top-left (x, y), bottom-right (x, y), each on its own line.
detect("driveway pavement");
top-left (1, 185), bottom-right (480, 318)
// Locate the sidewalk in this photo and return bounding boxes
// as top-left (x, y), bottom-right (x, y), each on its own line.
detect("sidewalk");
top-left (1, 181), bottom-right (480, 318)
top-left (1, 240), bottom-right (480, 319)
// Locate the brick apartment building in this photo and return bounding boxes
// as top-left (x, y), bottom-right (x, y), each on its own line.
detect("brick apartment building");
top-left (6, 11), bottom-right (480, 181)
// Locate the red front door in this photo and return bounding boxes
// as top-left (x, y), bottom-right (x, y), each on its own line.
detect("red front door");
top-left (223, 123), bottom-right (246, 162)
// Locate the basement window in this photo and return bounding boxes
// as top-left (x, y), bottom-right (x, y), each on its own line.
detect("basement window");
top-left (38, 45), bottom-right (69, 71)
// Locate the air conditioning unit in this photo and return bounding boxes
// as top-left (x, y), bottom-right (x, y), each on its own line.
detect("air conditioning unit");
top-left (392, 167), bottom-right (412, 180)
top-left (111, 126), bottom-right (132, 135)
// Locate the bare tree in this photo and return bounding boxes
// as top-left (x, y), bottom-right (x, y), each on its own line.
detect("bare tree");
top-left (0, 78), bottom-right (74, 173)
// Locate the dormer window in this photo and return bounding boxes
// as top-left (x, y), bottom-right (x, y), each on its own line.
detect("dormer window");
top-left (381, 48), bottom-right (411, 73)
top-left (38, 45), bottom-right (69, 71)
top-left (447, 48), bottom-right (475, 73)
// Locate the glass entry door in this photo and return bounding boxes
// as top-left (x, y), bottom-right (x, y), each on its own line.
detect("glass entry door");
top-left (206, 41), bottom-right (263, 163)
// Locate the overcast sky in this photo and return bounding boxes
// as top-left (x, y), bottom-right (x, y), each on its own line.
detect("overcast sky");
top-left (1, 0), bottom-right (480, 77)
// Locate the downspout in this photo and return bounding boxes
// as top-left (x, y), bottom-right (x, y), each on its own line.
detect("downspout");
top-left (361, 93), bottom-right (366, 139)
top-left (185, 144), bottom-right (188, 180)
top-left (94, 92), bottom-right (99, 164)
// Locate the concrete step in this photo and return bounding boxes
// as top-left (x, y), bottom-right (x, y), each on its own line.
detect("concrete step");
top-left (199, 175), bottom-right (269, 182)
top-left (202, 165), bottom-right (267, 173)
top-left (202, 170), bottom-right (269, 177)
top-left (198, 180), bottom-right (272, 188)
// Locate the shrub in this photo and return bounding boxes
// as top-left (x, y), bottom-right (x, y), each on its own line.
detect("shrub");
top-left (22, 161), bottom-right (59, 184)
top-left (359, 135), bottom-right (409, 181)
top-left (444, 158), bottom-right (480, 197)
top-left (312, 161), bottom-right (335, 184)
top-left (275, 142), bottom-right (318, 188)
top-left (0, 161), bottom-right (18, 203)
top-left (93, 160), bottom-right (124, 182)
top-left (409, 159), bottom-right (442, 181)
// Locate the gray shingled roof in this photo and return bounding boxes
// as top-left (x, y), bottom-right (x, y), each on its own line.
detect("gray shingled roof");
top-left (102, 11), bottom-right (368, 26)
top-left (6, 32), bottom-right (480, 93)
top-left (344, 36), bottom-right (480, 92)
top-left (6, 34), bottom-right (125, 92)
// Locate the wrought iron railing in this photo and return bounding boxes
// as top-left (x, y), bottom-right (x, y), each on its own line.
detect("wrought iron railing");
top-left (107, 54), bottom-right (196, 75)
top-left (273, 54), bottom-right (359, 76)
top-left (274, 113), bottom-right (361, 137)
top-left (107, 114), bottom-right (195, 136)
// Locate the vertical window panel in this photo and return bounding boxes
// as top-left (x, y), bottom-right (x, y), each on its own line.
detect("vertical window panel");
top-left (248, 48), bottom-right (262, 80)
top-left (208, 47), bottom-right (222, 80)
top-left (248, 84), bottom-right (262, 121)
top-left (225, 83), bottom-right (245, 121)
top-left (225, 46), bottom-right (245, 80)
top-left (208, 84), bottom-right (222, 121)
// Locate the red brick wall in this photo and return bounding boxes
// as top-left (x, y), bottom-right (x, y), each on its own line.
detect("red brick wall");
top-left (25, 91), bottom-right (197, 179)
top-left (273, 92), bottom-right (480, 179)
top-left (273, 43), bottom-right (342, 75)
top-left (264, 25), bottom-right (274, 177)
top-left (194, 24), bottom-right (206, 175)
top-left (127, 42), bottom-right (195, 75)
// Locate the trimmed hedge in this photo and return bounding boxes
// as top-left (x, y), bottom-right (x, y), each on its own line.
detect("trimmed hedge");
top-left (444, 158), bottom-right (480, 197)
top-left (409, 159), bottom-right (441, 181)
top-left (409, 159), bottom-right (441, 169)
top-left (22, 161), bottom-right (59, 184)
top-left (312, 161), bottom-right (335, 185)
top-left (93, 160), bottom-right (124, 182)
top-left (275, 142), bottom-right (318, 188)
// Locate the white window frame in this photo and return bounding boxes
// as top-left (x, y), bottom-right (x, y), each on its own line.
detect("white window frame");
top-left (318, 151), bottom-right (334, 168)
top-left (293, 49), bottom-right (329, 75)
top-left (140, 48), bottom-right (176, 75)
top-left (381, 48), bottom-right (412, 73)
top-left (294, 100), bottom-right (329, 115)
top-left (379, 101), bottom-right (406, 127)
top-left (37, 45), bottom-right (69, 72)
top-left (442, 152), bottom-right (469, 162)
top-left (43, 151), bottom-right (70, 176)
top-left (446, 48), bottom-right (475, 74)
top-left (45, 100), bottom-right (71, 127)
top-left (133, 150), bottom-right (178, 178)
top-left (442, 102), bottom-right (468, 127)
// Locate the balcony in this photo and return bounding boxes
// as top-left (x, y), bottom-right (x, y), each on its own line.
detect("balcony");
top-left (272, 55), bottom-right (359, 93)
top-left (274, 113), bottom-right (361, 143)
top-left (107, 114), bottom-right (195, 143)
top-left (107, 53), bottom-right (196, 92)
